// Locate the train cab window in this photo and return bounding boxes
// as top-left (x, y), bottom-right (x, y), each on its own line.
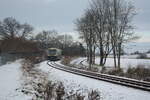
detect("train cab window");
top-left (48, 49), bottom-right (56, 55)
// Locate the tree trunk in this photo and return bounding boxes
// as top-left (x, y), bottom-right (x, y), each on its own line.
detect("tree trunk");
top-left (117, 43), bottom-right (121, 69)
top-left (113, 47), bottom-right (117, 68)
top-left (99, 42), bottom-right (104, 66)
top-left (89, 43), bottom-right (93, 69)
top-left (92, 45), bottom-right (96, 64)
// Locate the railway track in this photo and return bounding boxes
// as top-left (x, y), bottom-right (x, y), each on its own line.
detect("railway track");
top-left (47, 61), bottom-right (150, 92)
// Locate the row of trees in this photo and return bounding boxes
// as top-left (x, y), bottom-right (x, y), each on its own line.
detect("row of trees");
top-left (0, 17), bottom-right (86, 56)
top-left (75, 0), bottom-right (137, 69)
top-left (33, 30), bottom-right (85, 56)
top-left (0, 17), bottom-right (33, 39)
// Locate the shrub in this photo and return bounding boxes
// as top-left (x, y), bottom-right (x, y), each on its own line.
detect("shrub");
top-left (25, 56), bottom-right (44, 64)
top-left (131, 51), bottom-right (140, 55)
top-left (107, 68), bottom-right (124, 76)
top-left (0, 37), bottom-right (39, 53)
top-left (137, 53), bottom-right (148, 59)
top-left (44, 81), bottom-right (101, 100)
top-left (61, 56), bottom-right (72, 65)
top-left (146, 50), bottom-right (150, 53)
top-left (22, 59), bottom-right (35, 72)
top-left (88, 90), bottom-right (101, 100)
top-left (56, 82), bottom-right (65, 100)
top-left (90, 67), bottom-right (99, 72)
top-left (44, 82), bottom-right (56, 100)
top-left (126, 65), bottom-right (150, 81)
top-left (66, 91), bottom-right (85, 100)
top-left (101, 67), bottom-right (106, 73)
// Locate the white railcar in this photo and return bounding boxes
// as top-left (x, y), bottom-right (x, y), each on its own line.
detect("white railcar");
top-left (47, 48), bottom-right (62, 61)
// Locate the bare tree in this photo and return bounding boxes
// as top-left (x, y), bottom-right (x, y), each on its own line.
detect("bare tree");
top-left (34, 30), bottom-right (58, 49)
top-left (0, 17), bottom-right (33, 39)
top-left (89, 0), bottom-right (113, 67)
top-left (19, 23), bottom-right (33, 38)
top-left (57, 34), bottom-right (73, 49)
top-left (0, 17), bottom-right (20, 39)
top-left (106, 0), bottom-right (136, 68)
top-left (76, 0), bottom-right (136, 69)
top-left (75, 10), bottom-right (97, 69)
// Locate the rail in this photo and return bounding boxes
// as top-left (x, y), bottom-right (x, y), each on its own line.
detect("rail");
top-left (47, 61), bottom-right (150, 92)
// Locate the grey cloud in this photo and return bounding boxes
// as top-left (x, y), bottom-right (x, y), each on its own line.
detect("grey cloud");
top-left (0, 0), bottom-right (88, 32)
top-left (0, 0), bottom-right (149, 42)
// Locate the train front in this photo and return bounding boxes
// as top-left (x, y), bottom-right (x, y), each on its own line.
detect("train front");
top-left (47, 48), bottom-right (61, 61)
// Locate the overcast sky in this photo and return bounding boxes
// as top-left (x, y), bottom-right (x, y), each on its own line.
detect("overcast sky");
top-left (0, 0), bottom-right (150, 42)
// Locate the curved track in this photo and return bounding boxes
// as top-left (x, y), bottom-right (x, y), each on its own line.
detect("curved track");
top-left (47, 61), bottom-right (150, 92)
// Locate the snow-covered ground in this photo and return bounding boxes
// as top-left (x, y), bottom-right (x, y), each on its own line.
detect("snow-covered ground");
top-left (96, 57), bottom-right (150, 69)
top-left (1, 59), bottom-right (150, 100)
top-left (0, 60), bottom-right (31, 100)
top-left (38, 61), bottom-right (150, 100)
top-left (147, 53), bottom-right (150, 58)
top-left (70, 57), bottom-right (86, 65)
top-left (108, 54), bottom-right (139, 59)
top-left (72, 56), bottom-right (150, 70)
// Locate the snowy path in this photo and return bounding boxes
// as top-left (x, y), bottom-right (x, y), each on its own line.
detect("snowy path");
top-left (39, 61), bottom-right (150, 100)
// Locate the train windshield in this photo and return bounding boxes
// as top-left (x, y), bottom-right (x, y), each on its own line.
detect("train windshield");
top-left (48, 49), bottom-right (56, 55)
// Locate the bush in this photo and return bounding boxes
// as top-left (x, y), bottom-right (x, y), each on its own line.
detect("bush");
top-left (44, 81), bottom-right (101, 100)
top-left (21, 59), bottom-right (101, 100)
top-left (56, 82), bottom-right (65, 100)
top-left (0, 37), bottom-right (39, 53)
top-left (44, 82), bottom-right (56, 100)
top-left (126, 65), bottom-right (150, 81)
top-left (107, 68), bottom-right (124, 76)
top-left (146, 50), bottom-right (150, 53)
top-left (137, 53), bottom-right (148, 59)
top-left (131, 51), bottom-right (141, 55)
top-left (88, 90), bottom-right (101, 100)
top-left (25, 56), bottom-right (44, 64)
top-left (66, 91), bottom-right (85, 100)
top-left (61, 56), bottom-right (72, 65)
top-left (22, 59), bottom-right (35, 72)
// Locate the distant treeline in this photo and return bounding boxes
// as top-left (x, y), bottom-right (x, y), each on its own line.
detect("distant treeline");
top-left (0, 17), bottom-right (86, 57)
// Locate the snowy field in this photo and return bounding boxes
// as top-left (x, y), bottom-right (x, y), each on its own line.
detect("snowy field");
top-left (0, 60), bottom-right (31, 100)
top-left (71, 56), bottom-right (150, 70)
top-left (38, 61), bottom-right (150, 100)
top-left (95, 57), bottom-right (150, 69)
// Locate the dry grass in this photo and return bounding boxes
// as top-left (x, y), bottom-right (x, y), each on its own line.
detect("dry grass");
top-left (21, 59), bottom-right (101, 100)
top-left (21, 59), bottom-right (49, 99)
top-left (25, 56), bottom-right (44, 64)
top-left (137, 53), bottom-right (148, 59)
top-left (106, 64), bottom-right (150, 82)
top-left (88, 90), bottom-right (101, 100)
top-left (44, 82), bottom-right (101, 100)
top-left (61, 56), bottom-right (73, 65)
top-left (125, 65), bottom-right (150, 81)
top-left (107, 68), bottom-right (124, 76)
top-left (21, 59), bottom-right (35, 72)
